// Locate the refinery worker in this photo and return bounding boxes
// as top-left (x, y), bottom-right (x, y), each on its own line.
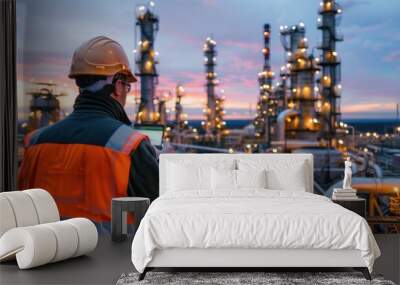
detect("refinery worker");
top-left (18, 36), bottom-right (159, 224)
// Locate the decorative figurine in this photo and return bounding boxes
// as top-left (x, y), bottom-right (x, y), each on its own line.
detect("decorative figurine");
top-left (343, 157), bottom-right (353, 190)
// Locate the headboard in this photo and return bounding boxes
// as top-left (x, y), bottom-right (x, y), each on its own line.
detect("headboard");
top-left (159, 153), bottom-right (314, 195)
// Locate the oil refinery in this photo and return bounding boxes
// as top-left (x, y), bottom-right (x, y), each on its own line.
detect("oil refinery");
top-left (19, 0), bottom-right (400, 233)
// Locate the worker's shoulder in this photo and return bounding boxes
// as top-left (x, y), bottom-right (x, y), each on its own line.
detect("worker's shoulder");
top-left (24, 124), bottom-right (53, 147)
top-left (105, 124), bottom-right (149, 154)
top-left (26, 115), bottom-right (125, 147)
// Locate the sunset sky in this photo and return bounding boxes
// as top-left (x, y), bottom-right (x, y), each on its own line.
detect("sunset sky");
top-left (16, 0), bottom-right (400, 120)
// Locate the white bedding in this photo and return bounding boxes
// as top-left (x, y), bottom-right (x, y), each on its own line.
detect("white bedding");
top-left (131, 190), bottom-right (380, 273)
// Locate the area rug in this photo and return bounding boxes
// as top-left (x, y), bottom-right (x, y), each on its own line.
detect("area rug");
top-left (116, 271), bottom-right (395, 285)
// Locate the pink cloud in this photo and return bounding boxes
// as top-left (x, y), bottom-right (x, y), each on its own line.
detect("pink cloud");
top-left (342, 102), bottom-right (397, 113)
top-left (384, 51), bottom-right (400, 63)
top-left (220, 40), bottom-right (260, 53)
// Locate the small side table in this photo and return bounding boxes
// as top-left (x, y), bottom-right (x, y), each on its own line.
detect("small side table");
top-left (111, 197), bottom-right (150, 242)
top-left (332, 197), bottom-right (367, 218)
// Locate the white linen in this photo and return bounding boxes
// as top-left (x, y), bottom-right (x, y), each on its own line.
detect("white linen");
top-left (131, 190), bottom-right (380, 273)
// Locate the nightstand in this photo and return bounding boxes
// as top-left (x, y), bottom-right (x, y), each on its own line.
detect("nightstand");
top-left (332, 197), bottom-right (367, 218)
top-left (111, 197), bottom-right (150, 242)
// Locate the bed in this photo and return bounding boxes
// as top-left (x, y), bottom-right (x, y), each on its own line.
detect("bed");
top-left (131, 154), bottom-right (380, 280)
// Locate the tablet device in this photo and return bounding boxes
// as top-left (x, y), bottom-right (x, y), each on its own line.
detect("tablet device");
top-left (133, 124), bottom-right (164, 147)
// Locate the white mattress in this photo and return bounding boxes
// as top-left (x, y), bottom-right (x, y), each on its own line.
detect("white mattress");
top-left (131, 190), bottom-right (380, 273)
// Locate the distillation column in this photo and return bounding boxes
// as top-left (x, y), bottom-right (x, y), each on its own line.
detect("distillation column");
top-left (280, 23), bottom-right (320, 141)
top-left (135, 4), bottom-right (159, 123)
top-left (280, 23), bottom-right (306, 103)
top-left (202, 37), bottom-right (226, 144)
top-left (254, 24), bottom-right (275, 146)
top-left (317, 0), bottom-right (343, 147)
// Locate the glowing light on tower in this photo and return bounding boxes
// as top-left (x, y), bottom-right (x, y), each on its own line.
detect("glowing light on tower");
top-left (280, 23), bottom-right (320, 140)
top-left (253, 24), bottom-right (275, 145)
top-left (135, 3), bottom-right (160, 123)
top-left (202, 37), bottom-right (226, 143)
top-left (317, 0), bottom-right (343, 146)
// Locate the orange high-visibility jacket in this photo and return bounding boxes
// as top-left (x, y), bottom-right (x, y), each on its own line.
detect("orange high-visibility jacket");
top-left (18, 92), bottom-right (151, 222)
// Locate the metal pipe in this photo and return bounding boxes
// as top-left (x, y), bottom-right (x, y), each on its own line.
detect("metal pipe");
top-left (276, 109), bottom-right (300, 142)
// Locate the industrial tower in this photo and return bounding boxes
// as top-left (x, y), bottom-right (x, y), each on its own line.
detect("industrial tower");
top-left (254, 24), bottom-right (275, 146)
top-left (135, 3), bottom-right (160, 124)
top-left (280, 23), bottom-right (320, 140)
top-left (317, 0), bottom-right (343, 147)
top-left (202, 37), bottom-right (226, 143)
top-left (275, 65), bottom-right (289, 114)
top-left (156, 91), bottom-right (171, 126)
top-left (25, 82), bottom-right (67, 133)
top-left (173, 84), bottom-right (186, 144)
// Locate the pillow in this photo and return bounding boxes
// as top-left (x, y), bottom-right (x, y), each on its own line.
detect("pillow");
top-left (266, 162), bottom-right (306, 191)
top-left (167, 162), bottom-right (211, 191)
top-left (211, 168), bottom-right (237, 190)
top-left (236, 169), bottom-right (267, 189)
top-left (166, 159), bottom-right (236, 192)
top-left (237, 158), bottom-right (308, 191)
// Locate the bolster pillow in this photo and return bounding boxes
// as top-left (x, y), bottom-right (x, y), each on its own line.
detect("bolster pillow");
top-left (0, 218), bottom-right (98, 269)
top-left (0, 189), bottom-right (60, 237)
